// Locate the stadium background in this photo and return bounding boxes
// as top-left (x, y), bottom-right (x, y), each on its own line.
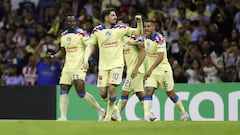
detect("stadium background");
top-left (0, 0), bottom-right (240, 86)
top-left (0, 0), bottom-right (240, 120)
top-left (0, 0), bottom-right (240, 135)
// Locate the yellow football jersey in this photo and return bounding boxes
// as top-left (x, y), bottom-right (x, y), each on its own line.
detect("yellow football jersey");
top-left (60, 27), bottom-right (88, 72)
top-left (144, 32), bottom-right (172, 75)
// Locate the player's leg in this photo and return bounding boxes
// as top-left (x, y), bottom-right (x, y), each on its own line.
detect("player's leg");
top-left (117, 90), bottom-right (129, 112)
top-left (73, 73), bottom-right (105, 121)
top-left (116, 76), bottom-right (132, 113)
top-left (104, 84), bottom-right (119, 121)
top-left (111, 90), bottom-right (129, 121)
top-left (166, 90), bottom-right (188, 121)
top-left (99, 87), bottom-right (108, 104)
top-left (59, 84), bottom-right (71, 121)
top-left (97, 70), bottom-right (109, 104)
top-left (143, 75), bottom-right (157, 121)
top-left (135, 91), bottom-right (144, 106)
top-left (104, 67), bottom-right (123, 121)
top-left (162, 70), bottom-right (189, 121)
top-left (97, 70), bottom-right (110, 120)
top-left (143, 86), bottom-right (156, 121)
top-left (133, 73), bottom-right (145, 108)
top-left (111, 74), bottom-right (133, 121)
top-left (58, 71), bottom-right (72, 121)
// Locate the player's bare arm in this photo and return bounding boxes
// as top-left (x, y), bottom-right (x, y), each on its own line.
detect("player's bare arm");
top-left (144, 52), bottom-right (164, 80)
top-left (127, 39), bottom-right (145, 48)
top-left (47, 47), bottom-right (66, 59)
top-left (136, 41), bottom-right (145, 48)
top-left (83, 44), bottom-right (95, 69)
top-left (129, 15), bottom-right (143, 36)
top-left (131, 46), bottom-right (146, 78)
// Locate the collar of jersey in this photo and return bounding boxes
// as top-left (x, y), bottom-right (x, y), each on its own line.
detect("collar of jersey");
top-left (146, 32), bottom-right (158, 41)
top-left (65, 27), bottom-right (79, 34)
top-left (101, 24), bottom-right (116, 29)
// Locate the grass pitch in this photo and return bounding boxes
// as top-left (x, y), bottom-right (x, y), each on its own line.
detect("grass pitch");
top-left (0, 120), bottom-right (239, 135)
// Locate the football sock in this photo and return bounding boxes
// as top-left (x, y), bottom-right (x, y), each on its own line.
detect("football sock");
top-left (101, 95), bottom-right (108, 104)
top-left (175, 100), bottom-right (185, 113)
top-left (60, 89), bottom-right (69, 118)
top-left (117, 96), bottom-right (128, 112)
top-left (143, 95), bottom-right (152, 118)
top-left (79, 91), bottom-right (101, 110)
top-left (105, 97), bottom-right (116, 120)
top-left (139, 96), bottom-right (144, 106)
top-left (171, 95), bottom-right (185, 113)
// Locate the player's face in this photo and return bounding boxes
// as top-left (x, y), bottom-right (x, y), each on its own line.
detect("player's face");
top-left (66, 16), bottom-right (77, 30)
top-left (106, 11), bottom-right (117, 25)
top-left (144, 22), bottom-right (155, 37)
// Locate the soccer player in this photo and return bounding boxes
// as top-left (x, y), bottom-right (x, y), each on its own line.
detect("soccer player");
top-left (48, 14), bottom-right (105, 121)
top-left (84, 8), bottom-right (143, 121)
top-left (142, 19), bottom-right (189, 121)
top-left (111, 17), bottom-right (146, 121)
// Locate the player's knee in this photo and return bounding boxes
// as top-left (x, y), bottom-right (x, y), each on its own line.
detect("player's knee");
top-left (145, 87), bottom-right (155, 95)
top-left (121, 90), bottom-right (129, 96)
top-left (99, 89), bottom-right (107, 97)
top-left (145, 90), bottom-right (152, 96)
top-left (109, 84), bottom-right (118, 90)
top-left (100, 93), bottom-right (107, 99)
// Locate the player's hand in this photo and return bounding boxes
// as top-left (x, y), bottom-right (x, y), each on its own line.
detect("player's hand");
top-left (83, 62), bottom-right (89, 69)
top-left (131, 68), bottom-right (138, 78)
top-left (135, 15), bottom-right (142, 23)
top-left (144, 70), bottom-right (152, 80)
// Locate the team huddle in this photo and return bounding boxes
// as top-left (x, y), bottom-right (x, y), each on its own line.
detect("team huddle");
top-left (49, 8), bottom-right (189, 121)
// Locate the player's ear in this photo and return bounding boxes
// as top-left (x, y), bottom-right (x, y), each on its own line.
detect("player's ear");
top-left (104, 16), bottom-right (108, 22)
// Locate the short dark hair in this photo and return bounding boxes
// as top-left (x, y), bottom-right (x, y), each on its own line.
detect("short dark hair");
top-left (117, 16), bottom-right (130, 25)
top-left (101, 8), bottom-right (117, 21)
top-left (144, 19), bottom-right (156, 26)
top-left (65, 13), bottom-right (75, 19)
top-left (144, 19), bottom-right (156, 24)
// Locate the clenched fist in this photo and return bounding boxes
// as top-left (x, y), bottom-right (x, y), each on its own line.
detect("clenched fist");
top-left (135, 15), bottom-right (142, 23)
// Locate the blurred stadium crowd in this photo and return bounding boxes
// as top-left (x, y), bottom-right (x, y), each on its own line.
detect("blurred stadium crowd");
top-left (0, 0), bottom-right (240, 86)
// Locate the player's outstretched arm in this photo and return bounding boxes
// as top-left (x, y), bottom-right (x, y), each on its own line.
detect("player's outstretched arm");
top-left (127, 15), bottom-right (143, 36)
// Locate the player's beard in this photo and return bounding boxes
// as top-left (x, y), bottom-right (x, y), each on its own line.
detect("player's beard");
top-left (145, 31), bottom-right (151, 37)
top-left (68, 25), bottom-right (76, 32)
top-left (110, 19), bottom-right (117, 25)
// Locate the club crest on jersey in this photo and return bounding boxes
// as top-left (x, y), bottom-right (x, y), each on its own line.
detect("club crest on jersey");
top-left (105, 31), bottom-right (111, 39)
top-left (66, 37), bottom-right (71, 44)
top-left (146, 42), bottom-right (150, 50)
top-left (50, 66), bottom-right (55, 71)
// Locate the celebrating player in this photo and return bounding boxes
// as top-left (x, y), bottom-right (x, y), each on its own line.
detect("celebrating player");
top-left (49, 14), bottom-right (105, 121)
top-left (142, 19), bottom-right (189, 121)
top-left (111, 16), bottom-right (146, 121)
top-left (84, 8), bottom-right (143, 121)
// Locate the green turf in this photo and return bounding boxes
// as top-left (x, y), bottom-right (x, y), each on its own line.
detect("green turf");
top-left (0, 120), bottom-right (239, 135)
